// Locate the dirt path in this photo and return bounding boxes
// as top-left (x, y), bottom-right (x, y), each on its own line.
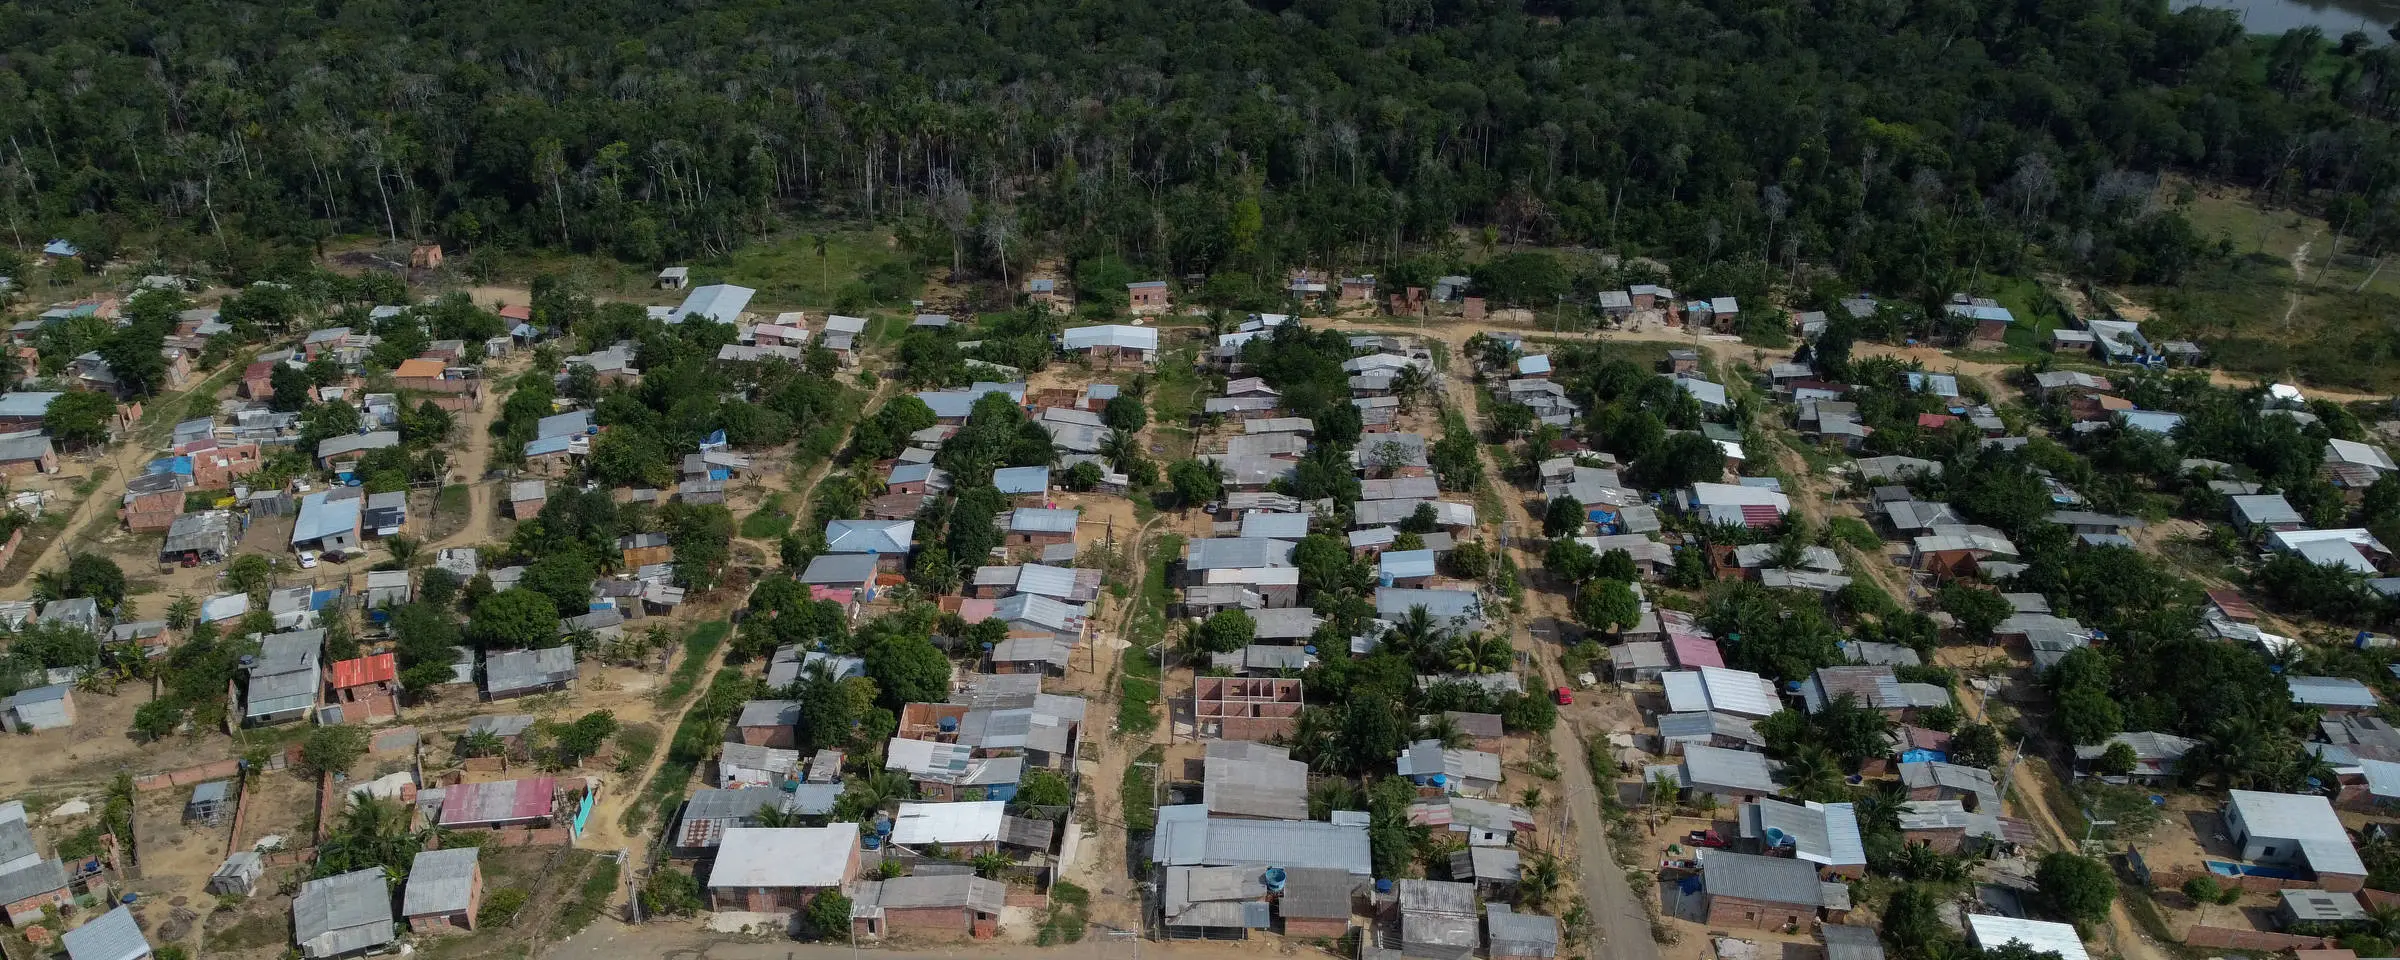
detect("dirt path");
top-left (421, 356), bottom-right (519, 551)
top-left (1430, 329), bottom-right (1659, 960)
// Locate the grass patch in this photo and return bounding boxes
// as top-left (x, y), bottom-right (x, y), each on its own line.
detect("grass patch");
top-left (73, 467), bottom-right (113, 498)
top-left (436, 484), bottom-right (470, 515)
top-left (706, 228), bottom-right (914, 309)
top-left (1116, 534), bottom-right (1182, 735)
top-left (1036, 880), bottom-right (1091, 945)
top-left (739, 493), bottom-right (794, 539)
top-left (1120, 745), bottom-right (1163, 833)
top-left (613, 724), bottom-right (660, 776)
top-left (1150, 347), bottom-right (1205, 423)
top-left (137, 349), bottom-right (258, 441)
top-left (652, 620), bottom-right (729, 709)
top-left (552, 853), bottom-right (620, 938)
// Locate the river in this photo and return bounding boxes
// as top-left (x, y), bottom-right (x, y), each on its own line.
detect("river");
top-left (2175, 0), bottom-right (2400, 39)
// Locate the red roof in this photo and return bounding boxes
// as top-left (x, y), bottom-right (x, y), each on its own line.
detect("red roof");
top-left (243, 361), bottom-right (275, 379)
top-left (1917, 413), bottom-right (1956, 429)
top-left (1668, 633), bottom-right (1723, 668)
top-left (328, 653), bottom-right (397, 689)
top-left (438, 776), bottom-right (559, 827)
top-left (1738, 504), bottom-right (1782, 528)
top-left (2205, 589), bottom-right (2259, 622)
top-left (498, 304), bottom-right (533, 321)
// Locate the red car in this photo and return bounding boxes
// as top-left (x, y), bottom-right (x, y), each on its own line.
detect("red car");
top-left (1553, 686), bottom-right (1573, 705)
top-left (1686, 830), bottom-right (1729, 848)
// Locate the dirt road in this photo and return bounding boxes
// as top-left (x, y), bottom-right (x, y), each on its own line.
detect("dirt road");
top-left (1431, 328), bottom-right (1660, 960)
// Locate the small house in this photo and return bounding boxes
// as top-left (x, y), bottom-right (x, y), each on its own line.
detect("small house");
top-left (0, 683), bottom-right (73, 733)
top-left (402, 847), bottom-right (482, 934)
top-left (1697, 850), bottom-right (1835, 929)
top-left (292, 868), bottom-right (397, 959)
top-left (1128, 280), bottom-right (1170, 315)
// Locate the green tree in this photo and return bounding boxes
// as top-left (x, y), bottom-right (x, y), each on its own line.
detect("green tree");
top-left (300, 725), bottom-right (371, 778)
top-left (1631, 432), bottom-right (1725, 490)
top-left (1573, 579), bottom-right (1641, 635)
top-left (1542, 495), bottom-right (1585, 537)
top-left (552, 710), bottom-right (619, 766)
top-left (1938, 584), bottom-right (2014, 638)
top-left (2034, 851), bottom-right (2115, 925)
top-left (804, 888), bottom-right (853, 937)
top-left (865, 635), bottom-right (951, 709)
top-left (1191, 610), bottom-right (1256, 654)
top-left (642, 868), bottom-right (705, 916)
top-left (2097, 740), bottom-right (2139, 776)
top-left (470, 589), bottom-right (562, 649)
top-left (44, 391), bottom-right (117, 450)
top-left (1015, 768), bottom-right (1073, 808)
top-left (132, 699), bottom-right (184, 742)
top-left (1169, 459), bottom-right (1222, 505)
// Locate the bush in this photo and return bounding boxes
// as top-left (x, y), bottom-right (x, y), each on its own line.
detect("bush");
top-left (299, 726), bottom-right (370, 778)
top-left (479, 887), bottom-right (530, 926)
top-left (2179, 875), bottom-right (2221, 906)
top-left (805, 889), bottom-right (853, 937)
top-left (2034, 851), bottom-right (2114, 925)
top-left (641, 868), bottom-right (703, 916)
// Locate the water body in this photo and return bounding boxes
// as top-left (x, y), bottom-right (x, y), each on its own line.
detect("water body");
top-left (2175, 0), bottom-right (2400, 39)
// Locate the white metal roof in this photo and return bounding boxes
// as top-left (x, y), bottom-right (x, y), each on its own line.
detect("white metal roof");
top-left (1966, 916), bottom-right (2090, 960)
top-left (707, 824), bottom-right (860, 888)
top-left (891, 800), bottom-right (1006, 845)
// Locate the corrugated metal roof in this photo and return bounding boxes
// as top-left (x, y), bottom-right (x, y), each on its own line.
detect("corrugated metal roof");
top-left (992, 465), bottom-right (1050, 494)
top-left (403, 848), bottom-right (480, 916)
top-left (1063, 325), bottom-right (1159, 350)
top-left (439, 777), bottom-right (556, 827)
top-left (61, 904), bottom-right (149, 960)
top-left (1682, 744), bottom-right (1781, 794)
top-left (709, 825), bottom-right (859, 888)
top-left (2290, 675), bottom-right (2380, 709)
top-left (1010, 507), bottom-right (1079, 533)
top-left (293, 868), bottom-right (395, 959)
top-left (1152, 814), bottom-right (1372, 874)
top-left (1966, 916), bottom-right (2089, 960)
top-left (892, 800), bottom-right (1006, 845)
top-left (1380, 549), bottom-right (1437, 580)
top-left (1700, 850), bottom-right (1821, 906)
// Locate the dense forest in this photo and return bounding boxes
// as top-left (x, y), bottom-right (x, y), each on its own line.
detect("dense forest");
top-left (4, 0), bottom-right (2400, 299)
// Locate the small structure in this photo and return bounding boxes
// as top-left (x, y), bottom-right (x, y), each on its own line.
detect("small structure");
top-left (0, 683), bottom-right (72, 733)
top-left (1396, 879), bottom-right (1481, 960)
top-left (2224, 789), bottom-right (2368, 890)
top-left (402, 847), bottom-right (483, 934)
top-left (325, 653), bottom-right (401, 723)
top-left (1192, 676), bottom-right (1303, 741)
top-left (61, 905), bottom-right (152, 960)
top-left (1202, 741), bottom-right (1309, 820)
top-left (1697, 850), bottom-right (1834, 929)
top-left (1965, 916), bottom-right (2089, 960)
top-left (210, 852), bottom-right (265, 896)
top-left (657, 266), bottom-right (690, 290)
top-left (437, 776), bottom-right (558, 830)
top-left (484, 646), bottom-right (576, 699)
top-left (292, 868), bottom-right (397, 959)
top-left (708, 824), bottom-right (863, 912)
top-left (1485, 904), bottom-right (1559, 960)
top-left (185, 781), bottom-right (233, 825)
top-left (850, 873), bottom-right (1006, 941)
top-left (1127, 280), bottom-right (1170, 315)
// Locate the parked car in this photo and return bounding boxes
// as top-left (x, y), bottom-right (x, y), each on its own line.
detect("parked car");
top-left (297, 550), bottom-right (319, 569)
top-left (1553, 686), bottom-right (1573, 705)
top-left (1685, 830), bottom-right (1728, 848)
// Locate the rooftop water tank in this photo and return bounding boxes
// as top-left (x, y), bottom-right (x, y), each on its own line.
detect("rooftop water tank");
top-left (1263, 867), bottom-right (1288, 892)
top-left (939, 716), bottom-right (959, 733)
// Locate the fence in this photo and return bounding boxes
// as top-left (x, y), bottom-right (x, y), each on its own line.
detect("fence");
top-left (2182, 928), bottom-right (2334, 951)
top-left (131, 758), bottom-right (244, 792)
top-left (2154, 868), bottom-right (2328, 895)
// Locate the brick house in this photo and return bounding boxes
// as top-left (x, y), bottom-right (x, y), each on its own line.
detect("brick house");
top-left (1007, 508), bottom-right (1078, 547)
top-left (402, 847), bottom-right (483, 934)
top-left (735, 700), bottom-right (800, 749)
top-left (0, 434), bottom-right (55, 478)
top-left (1698, 850), bottom-right (1830, 930)
top-left (618, 533), bottom-right (674, 569)
top-left (707, 825), bottom-right (861, 913)
top-left (325, 653), bottom-right (402, 722)
top-left (191, 442), bottom-right (262, 489)
top-left (852, 874), bottom-right (1005, 941)
top-left (0, 858), bottom-right (73, 926)
top-left (120, 488), bottom-right (184, 533)
top-left (242, 361), bottom-right (278, 400)
top-left (1127, 280), bottom-right (1170, 316)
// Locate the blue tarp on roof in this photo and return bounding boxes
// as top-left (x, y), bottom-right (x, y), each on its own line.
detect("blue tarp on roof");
top-left (145, 456), bottom-right (194, 476)
top-left (524, 435), bottom-right (573, 457)
top-left (310, 590), bottom-right (340, 611)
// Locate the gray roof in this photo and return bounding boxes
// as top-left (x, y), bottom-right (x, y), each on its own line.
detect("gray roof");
top-left (1186, 538), bottom-right (1295, 571)
top-left (402, 848), bottom-right (480, 917)
top-left (2227, 790), bottom-right (2366, 876)
top-left (1009, 507), bottom-right (1079, 534)
top-left (1822, 925), bottom-right (1887, 960)
top-left (1150, 807), bottom-right (1373, 874)
top-left (1681, 744), bottom-right (1781, 794)
top-left (867, 873), bottom-right (1008, 913)
top-left (62, 905), bottom-right (150, 960)
top-left (1486, 904), bottom-right (1560, 957)
top-left (1277, 867), bottom-right (1357, 919)
top-left (1203, 741), bottom-right (1310, 820)
top-left (1249, 607), bottom-right (1320, 640)
top-left (1740, 799), bottom-right (1866, 867)
top-left (2291, 675), bottom-right (2379, 709)
top-left (1700, 849), bottom-right (1823, 906)
top-left (0, 858), bottom-right (66, 910)
top-left (738, 699), bottom-right (802, 728)
top-left (801, 552), bottom-right (880, 585)
top-left (293, 868), bottom-right (396, 958)
top-left (484, 645), bottom-right (576, 696)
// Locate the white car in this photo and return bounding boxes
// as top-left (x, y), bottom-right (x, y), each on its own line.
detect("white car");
top-left (297, 550), bottom-right (319, 569)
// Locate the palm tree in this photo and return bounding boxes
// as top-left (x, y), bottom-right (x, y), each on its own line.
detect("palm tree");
top-left (1307, 777), bottom-right (1363, 820)
top-left (1419, 714), bottom-right (1469, 749)
top-left (1098, 428), bottom-right (1139, 472)
top-left (1519, 787), bottom-right (1544, 812)
top-left (754, 802), bottom-right (806, 828)
top-left (164, 594), bottom-right (200, 631)
top-left (385, 535), bottom-right (422, 569)
top-left (29, 568), bottom-right (65, 604)
top-left (1445, 632), bottom-right (1512, 675)
top-left (1645, 771), bottom-right (1682, 826)
top-left (971, 850), bottom-right (1014, 879)
top-left (812, 233), bottom-right (831, 297)
top-left (1383, 606), bottom-right (1440, 658)
top-left (1518, 852), bottom-right (1564, 908)
top-left (1392, 364), bottom-right (1431, 414)
top-left (457, 729), bottom-right (505, 759)
top-left (832, 770), bottom-right (912, 821)
top-left (1779, 748), bottom-right (1844, 801)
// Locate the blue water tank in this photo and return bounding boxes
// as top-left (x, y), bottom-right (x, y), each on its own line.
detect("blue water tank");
top-left (862, 834), bottom-right (882, 850)
top-left (1303, 646), bottom-right (1318, 656)
top-left (939, 716), bottom-right (959, 732)
top-left (1430, 774), bottom-right (1447, 787)
top-left (1374, 879), bottom-right (1393, 894)
top-left (1263, 868), bottom-right (1287, 892)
